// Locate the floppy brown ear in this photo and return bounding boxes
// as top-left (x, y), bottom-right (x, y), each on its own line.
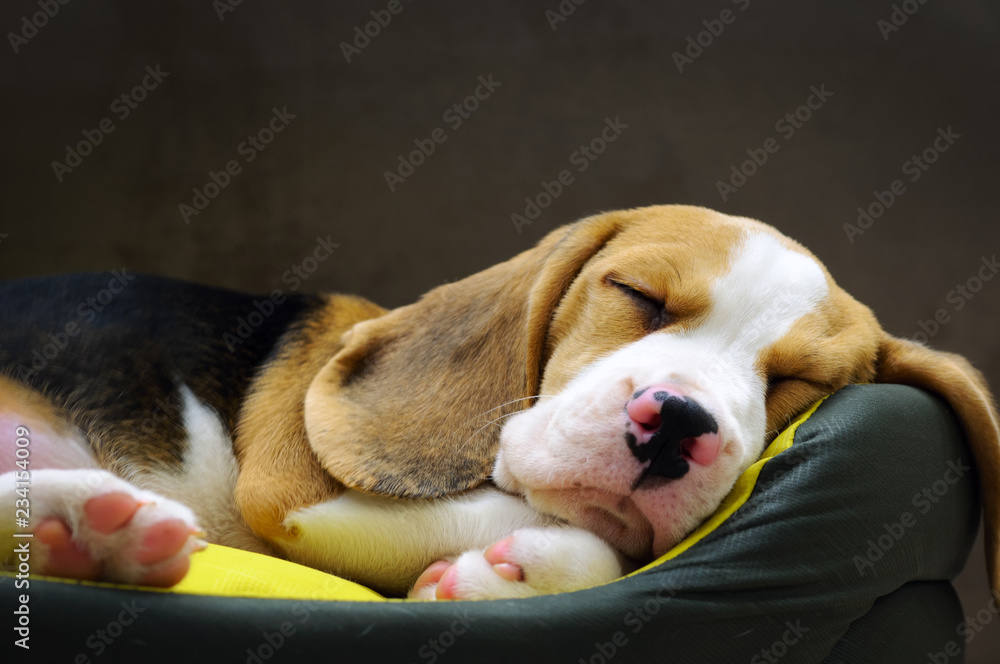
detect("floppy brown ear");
top-left (875, 334), bottom-right (1000, 602)
top-left (304, 214), bottom-right (623, 498)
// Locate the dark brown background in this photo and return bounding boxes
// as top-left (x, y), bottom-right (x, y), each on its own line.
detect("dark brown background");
top-left (1, 0), bottom-right (997, 659)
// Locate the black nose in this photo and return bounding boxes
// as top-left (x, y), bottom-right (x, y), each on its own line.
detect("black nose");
top-left (625, 392), bottom-right (719, 481)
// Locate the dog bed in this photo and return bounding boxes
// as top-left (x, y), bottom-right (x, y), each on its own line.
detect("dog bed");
top-left (2, 384), bottom-right (979, 663)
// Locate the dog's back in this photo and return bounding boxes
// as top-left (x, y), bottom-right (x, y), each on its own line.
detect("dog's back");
top-left (1, 273), bottom-right (322, 470)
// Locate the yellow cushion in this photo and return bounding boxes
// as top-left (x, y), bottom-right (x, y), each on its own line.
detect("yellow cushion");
top-left (171, 544), bottom-right (385, 601)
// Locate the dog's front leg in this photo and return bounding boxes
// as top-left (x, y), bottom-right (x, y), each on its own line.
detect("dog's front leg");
top-left (408, 525), bottom-right (630, 600)
top-left (275, 485), bottom-right (557, 596)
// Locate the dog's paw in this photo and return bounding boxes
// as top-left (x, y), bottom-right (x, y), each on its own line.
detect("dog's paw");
top-left (408, 527), bottom-right (624, 600)
top-left (2, 469), bottom-right (205, 587)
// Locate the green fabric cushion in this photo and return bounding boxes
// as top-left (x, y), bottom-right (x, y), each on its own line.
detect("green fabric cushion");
top-left (1, 385), bottom-right (980, 663)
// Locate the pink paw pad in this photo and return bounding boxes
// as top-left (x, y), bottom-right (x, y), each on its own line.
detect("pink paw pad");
top-left (435, 564), bottom-right (461, 600)
top-left (139, 555), bottom-right (191, 587)
top-left (135, 518), bottom-right (192, 565)
top-left (84, 492), bottom-right (140, 534)
top-left (412, 560), bottom-right (451, 597)
top-left (484, 537), bottom-right (524, 582)
top-left (34, 492), bottom-right (202, 588)
top-left (35, 518), bottom-right (101, 580)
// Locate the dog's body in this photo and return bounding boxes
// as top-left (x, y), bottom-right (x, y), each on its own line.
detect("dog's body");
top-left (2, 205), bottom-right (999, 601)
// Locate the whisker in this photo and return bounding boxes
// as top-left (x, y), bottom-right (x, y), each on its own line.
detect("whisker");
top-left (458, 395), bottom-right (556, 430)
top-left (479, 395), bottom-right (557, 418)
top-left (463, 410), bottom-right (528, 447)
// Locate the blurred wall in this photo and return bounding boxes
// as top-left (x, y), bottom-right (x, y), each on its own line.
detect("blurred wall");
top-left (1, 1), bottom-right (997, 659)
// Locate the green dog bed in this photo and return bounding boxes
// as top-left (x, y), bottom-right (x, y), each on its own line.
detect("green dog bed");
top-left (2, 385), bottom-right (979, 663)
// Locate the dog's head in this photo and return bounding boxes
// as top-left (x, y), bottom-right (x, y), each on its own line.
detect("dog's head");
top-left (304, 205), bottom-right (999, 590)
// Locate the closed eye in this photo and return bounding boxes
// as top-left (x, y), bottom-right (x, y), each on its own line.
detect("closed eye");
top-left (766, 377), bottom-right (791, 392)
top-left (606, 277), bottom-right (672, 330)
top-left (767, 375), bottom-right (822, 395)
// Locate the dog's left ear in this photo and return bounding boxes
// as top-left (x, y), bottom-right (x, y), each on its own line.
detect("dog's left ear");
top-left (875, 334), bottom-right (1000, 602)
top-left (304, 214), bottom-right (623, 499)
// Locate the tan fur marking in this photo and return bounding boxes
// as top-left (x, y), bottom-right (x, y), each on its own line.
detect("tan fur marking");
top-left (0, 374), bottom-right (73, 435)
top-left (233, 294), bottom-right (387, 543)
top-left (281, 205), bottom-right (999, 601)
top-left (758, 290), bottom-right (882, 437)
top-left (540, 207), bottom-right (742, 393)
top-left (302, 215), bottom-right (625, 498)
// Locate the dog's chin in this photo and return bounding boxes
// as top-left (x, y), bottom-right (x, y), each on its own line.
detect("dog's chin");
top-left (522, 487), bottom-right (655, 561)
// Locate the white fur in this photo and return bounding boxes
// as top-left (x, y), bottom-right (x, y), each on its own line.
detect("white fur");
top-left (493, 231), bottom-right (829, 559)
top-left (0, 468), bottom-right (201, 583)
top-left (132, 386), bottom-right (265, 553)
top-left (411, 526), bottom-right (625, 600)
top-left (0, 386), bottom-right (260, 582)
top-left (280, 486), bottom-right (557, 595)
top-left (5, 231), bottom-right (832, 600)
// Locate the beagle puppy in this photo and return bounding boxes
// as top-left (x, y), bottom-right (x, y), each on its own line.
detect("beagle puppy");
top-left (1, 205), bottom-right (998, 602)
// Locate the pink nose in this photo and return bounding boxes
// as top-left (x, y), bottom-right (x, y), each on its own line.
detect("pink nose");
top-left (625, 385), bottom-right (721, 474)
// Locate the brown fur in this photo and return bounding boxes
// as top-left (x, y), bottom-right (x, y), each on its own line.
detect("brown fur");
top-left (237, 205), bottom-right (998, 601)
top-left (537, 207), bottom-right (738, 393)
top-left (300, 213), bottom-right (625, 500)
top-left (232, 294), bottom-right (386, 544)
top-left (8, 205), bottom-right (994, 601)
top-left (758, 291), bottom-right (882, 437)
top-left (0, 374), bottom-right (73, 437)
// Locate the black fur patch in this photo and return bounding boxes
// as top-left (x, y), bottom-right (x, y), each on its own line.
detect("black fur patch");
top-left (0, 273), bottom-right (322, 470)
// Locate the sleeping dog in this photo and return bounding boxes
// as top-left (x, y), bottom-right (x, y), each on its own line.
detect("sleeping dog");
top-left (2, 205), bottom-right (998, 601)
